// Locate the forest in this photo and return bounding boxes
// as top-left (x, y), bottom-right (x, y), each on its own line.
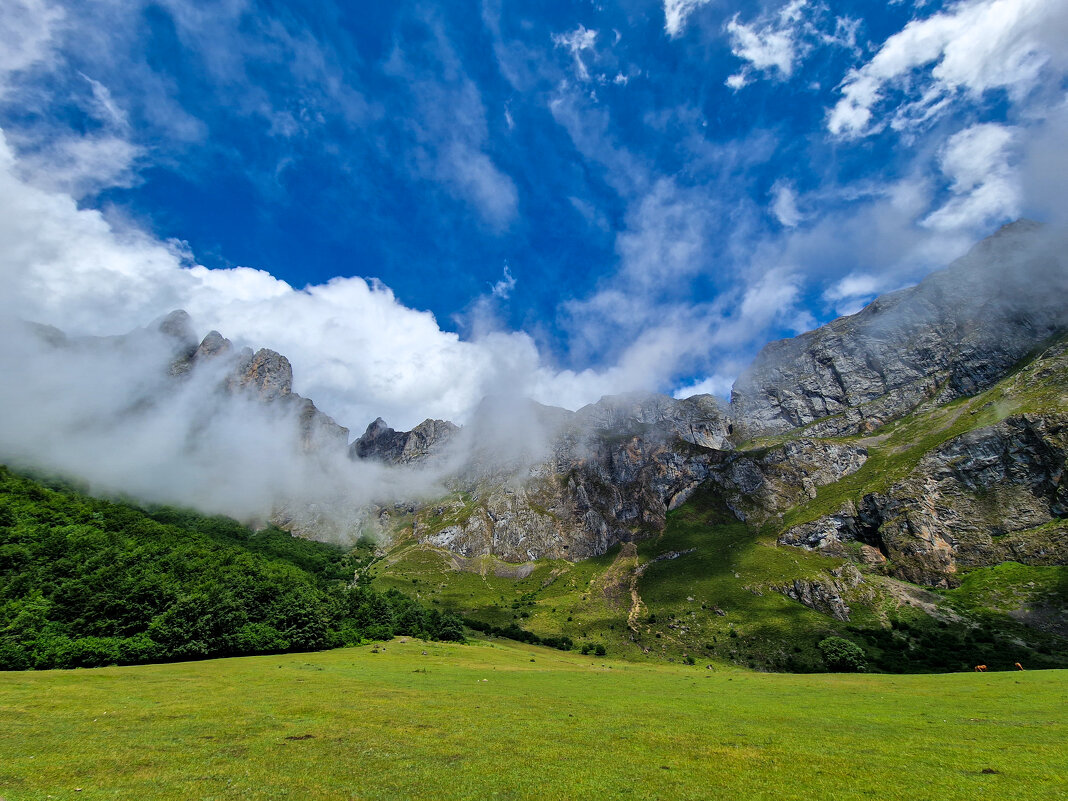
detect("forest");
top-left (0, 466), bottom-right (463, 670)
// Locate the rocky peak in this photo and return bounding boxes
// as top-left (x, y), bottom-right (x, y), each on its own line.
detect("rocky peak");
top-left (730, 221), bottom-right (1068, 438)
top-left (350, 417), bottom-right (458, 464)
top-left (156, 309), bottom-right (198, 350)
top-left (193, 330), bottom-right (232, 361)
top-left (233, 348), bottom-right (293, 400)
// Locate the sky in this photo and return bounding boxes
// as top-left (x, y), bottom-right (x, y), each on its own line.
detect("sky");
top-left (1, 0), bottom-right (1066, 433)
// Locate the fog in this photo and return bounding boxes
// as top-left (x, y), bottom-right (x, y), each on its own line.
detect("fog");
top-left (0, 315), bottom-right (449, 541)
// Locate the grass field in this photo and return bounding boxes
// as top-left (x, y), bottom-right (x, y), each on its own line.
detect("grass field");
top-left (1, 639), bottom-right (1066, 800)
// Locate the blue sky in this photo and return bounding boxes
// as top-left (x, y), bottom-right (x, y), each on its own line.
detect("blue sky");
top-left (1, 0), bottom-right (1066, 430)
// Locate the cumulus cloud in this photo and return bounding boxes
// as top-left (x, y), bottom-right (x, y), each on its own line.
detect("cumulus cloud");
top-left (828, 0), bottom-right (1068, 137)
top-left (0, 126), bottom-right (656, 434)
top-left (922, 123), bottom-right (1020, 232)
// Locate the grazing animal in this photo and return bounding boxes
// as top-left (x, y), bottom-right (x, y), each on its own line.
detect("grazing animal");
top-left (974, 665), bottom-right (987, 672)
top-left (1015, 662), bottom-right (1024, 670)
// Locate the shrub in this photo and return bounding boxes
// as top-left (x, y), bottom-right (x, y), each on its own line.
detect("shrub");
top-left (818, 636), bottom-right (868, 672)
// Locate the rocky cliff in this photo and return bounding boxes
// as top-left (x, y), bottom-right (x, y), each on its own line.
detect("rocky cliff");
top-left (730, 220), bottom-right (1068, 438)
top-left (353, 222), bottom-right (1067, 589)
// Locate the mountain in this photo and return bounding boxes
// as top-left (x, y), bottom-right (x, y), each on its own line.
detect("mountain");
top-left (355, 221), bottom-right (1067, 670)
top-left (732, 220), bottom-right (1068, 437)
top-left (2, 220), bottom-right (1066, 671)
top-left (354, 223), bottom-right (1067, 574)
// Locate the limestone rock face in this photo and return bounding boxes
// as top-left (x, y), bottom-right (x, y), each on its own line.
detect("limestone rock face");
top-left (706, 439), bottom-right (869, 525)
top-left (233, 348), bottom-right (293, 400)
top-left (731, 221), bottom-right (1068, 438)
top-left (779, 413), bottom-right (1068, 587)
top-left (399, 394), bottom-right (867, 563)
top-left (350, 417), bottom-right (458, 464)
top-left (156, 309), bottom-right (198, 350)
top-left (772, 565), bottom-right (863, 621)
top-left (193, 330), bottom-right (232, 361)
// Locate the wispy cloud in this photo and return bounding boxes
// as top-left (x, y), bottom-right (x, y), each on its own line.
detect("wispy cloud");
top-left (663, 0), bottom-right (715, 38)
top-left (724, 0), bottom-right (860, 89)
top-left (828, 0), bottom-right (1067, 138)
top-left (552, 24), bottom-right (598, 81)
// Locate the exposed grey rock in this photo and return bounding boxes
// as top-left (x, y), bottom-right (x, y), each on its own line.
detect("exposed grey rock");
top-left (156, 309), bottom-right (198, 349)
top-left (731, 221), bottom-right (1068, 438)
top-left (350, 417), bottom-right (458, 464)
top-left (772, 565), bottom-right (862, 621)
top-left (232, 348), bottom-right (293, 400)
top-left (779, 413), bottom-right (1068, 587)
top-left (402, 401), bottom-right (864, 563)
top-left (707, 440), bottom-right (869, 525)
top-left (193, 330), bottom-right (232, 361)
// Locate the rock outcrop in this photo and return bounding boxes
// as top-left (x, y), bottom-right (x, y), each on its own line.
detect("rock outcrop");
top-left (395, 395), bottom-right (867, 562)
top-left (169, 321), bottom-right (350, 453)
top-left (350, 417), bottom-right (458, 464)
top-left (731, 221), bottom-right (1068, 438)
top-left (779, 412), bottom-right (1068, 587)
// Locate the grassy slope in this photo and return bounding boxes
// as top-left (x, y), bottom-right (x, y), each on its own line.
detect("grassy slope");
top-left (373, 340), bottom-right (1068, 671)
top-left (1, 639), bottom-right (1065, 800)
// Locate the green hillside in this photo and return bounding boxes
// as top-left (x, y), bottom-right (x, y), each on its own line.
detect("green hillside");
top-left (0, 467), bottom-right (462, 670)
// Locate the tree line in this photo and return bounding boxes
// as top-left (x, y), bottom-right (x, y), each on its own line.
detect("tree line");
top-left (0, 466), bottom-right (463, 670)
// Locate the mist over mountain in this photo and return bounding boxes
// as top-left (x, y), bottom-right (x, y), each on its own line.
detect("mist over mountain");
top-left (1, 220), bottom-right (1064, 559)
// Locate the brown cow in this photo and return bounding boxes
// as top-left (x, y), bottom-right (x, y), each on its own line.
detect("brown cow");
top-left (974, 665), bottom-right (987, 672)
top-left (1015, 662), bottom-right (1024, 670)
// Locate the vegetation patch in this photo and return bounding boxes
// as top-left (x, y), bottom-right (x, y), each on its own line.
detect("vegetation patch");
top-left (0, 466), bottom-right (463, 670)
top-left (0, 639), bottom-right (1065, 800)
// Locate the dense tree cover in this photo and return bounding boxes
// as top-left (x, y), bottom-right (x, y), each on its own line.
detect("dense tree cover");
top-left (0, 466), bottom-right (463, 670)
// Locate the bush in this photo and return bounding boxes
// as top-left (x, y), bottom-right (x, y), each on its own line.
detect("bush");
top-left (818, 636), bottom-right (868, 672)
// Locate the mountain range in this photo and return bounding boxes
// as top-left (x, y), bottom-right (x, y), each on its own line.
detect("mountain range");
top-left (5, 219), bottom-right (1067, 671)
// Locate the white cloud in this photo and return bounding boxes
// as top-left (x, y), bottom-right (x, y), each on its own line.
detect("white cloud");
top-left (0, 0), bottom-right (64, 92)
top-left (13, 134), bottom-right (141, 198)
top-left (770, 181), bottom-right (802, 227)
top-left (823, 272), bottom-right (885, 315)
top-left (828, 0), bottom-right (1068, 137)
top-left (724, 1), bottom-right (858, 89)
top-left (491, 265), bottom-right (516, 299)
top-left (824, 272), bottom-right (882, 302)
top-left (922, 122), bottom-right (1020, 231)
top-left (673, 373), bottom-right (734, 400)
top-left (615, 178), bottom-right (712, 286)
top-left (673, 376), bottom-right (732, 400)
top-left (663, 0), bottom-right (715, 38)
top-left (552, 25), bottom-right (597, 82)
top-left (726, 3), bottom-right (804, 80)
top-left (0, 127), bottom-right (661, 431)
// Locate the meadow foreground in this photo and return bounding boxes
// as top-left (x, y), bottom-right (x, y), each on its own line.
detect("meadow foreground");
top-left (1, 639), bottom-right (1065, 800)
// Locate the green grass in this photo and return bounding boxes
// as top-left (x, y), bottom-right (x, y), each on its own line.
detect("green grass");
top-left (0, 640), bottom-right (1065, 800)
top-left (632, 486), bottom-right (846, 670)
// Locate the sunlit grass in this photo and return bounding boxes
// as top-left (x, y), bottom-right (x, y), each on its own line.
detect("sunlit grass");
top-left (1, 639), bottom-right (1065, 800)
